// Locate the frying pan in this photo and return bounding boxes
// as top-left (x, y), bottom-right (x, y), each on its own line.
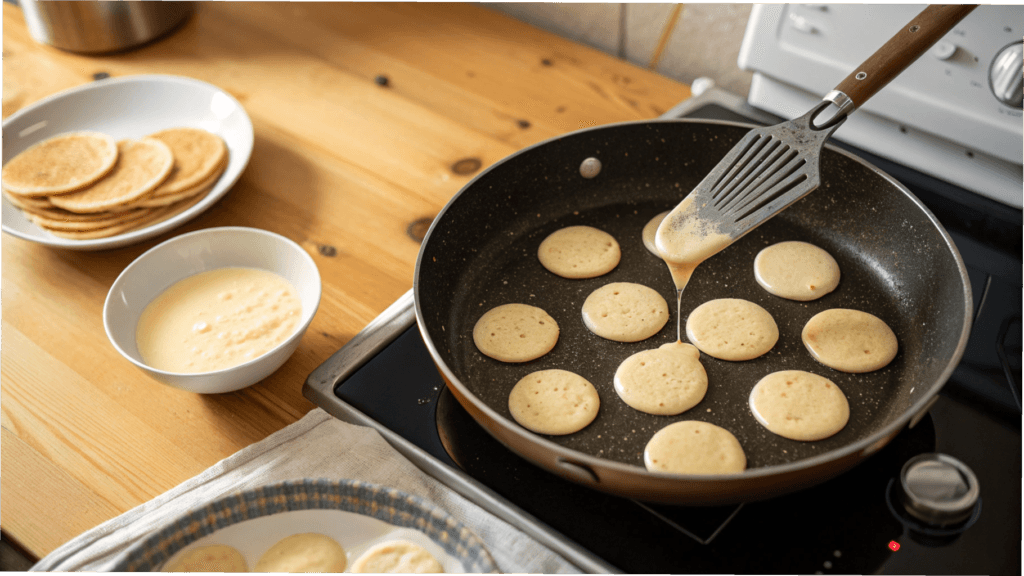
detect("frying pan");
top-left (413, 118), bottom-right (972, 505)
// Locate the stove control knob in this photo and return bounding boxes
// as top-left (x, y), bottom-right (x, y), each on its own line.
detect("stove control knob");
top-left (989, 41), bottom-right (1024, 108)
top-left (899, 453), bottom-right (980, 526)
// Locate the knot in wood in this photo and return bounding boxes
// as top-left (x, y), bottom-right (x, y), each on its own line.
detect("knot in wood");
top-left (451, 158), bottom-right (482, 175)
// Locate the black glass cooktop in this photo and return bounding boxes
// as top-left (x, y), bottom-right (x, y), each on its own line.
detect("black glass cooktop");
top-left (308, 94), bottom-right (1022, 574)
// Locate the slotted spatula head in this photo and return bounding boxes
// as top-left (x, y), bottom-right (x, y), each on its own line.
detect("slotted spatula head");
top-left (655, 4), bottom-right (976, 266)
top-left (669, 101), bottom-right (843, 245)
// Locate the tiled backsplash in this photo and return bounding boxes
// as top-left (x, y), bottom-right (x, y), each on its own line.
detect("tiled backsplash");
top-left (488, 3), bottom-right (754, 96)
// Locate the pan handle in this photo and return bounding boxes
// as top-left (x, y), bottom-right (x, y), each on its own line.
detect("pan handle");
top-left (816, 5), bottom-right (976, 129)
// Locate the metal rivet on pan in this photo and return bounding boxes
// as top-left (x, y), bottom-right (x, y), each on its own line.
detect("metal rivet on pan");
top-left (579, 157), bottom-right (602, 178)
top-left (856, 72), bottom-right (868, 80)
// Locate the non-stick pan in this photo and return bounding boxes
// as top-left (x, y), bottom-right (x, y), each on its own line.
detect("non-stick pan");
top-left (413, 119), bottom-right (972, 505)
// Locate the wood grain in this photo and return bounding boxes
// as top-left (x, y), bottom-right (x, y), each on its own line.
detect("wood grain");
top-left (1, 1), bottom-right (690, 560)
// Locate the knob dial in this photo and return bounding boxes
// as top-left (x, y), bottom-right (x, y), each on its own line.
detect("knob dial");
top-left (900, 453), bottom-right (980, 526)
top-left (989, 41), bottom-right (1024, 108)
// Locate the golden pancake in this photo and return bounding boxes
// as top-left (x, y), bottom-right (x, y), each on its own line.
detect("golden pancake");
top-left (26, 207), bottom-right (152, 231)
top-left (138, 157), bottom-right (226, 207)
top-left (147, 127), bottom-right (228, 195)
top-left (44, 193), bottom-right (204, 239)
top-left (2, 131), bottom-right (118, 196)
top-left (3, 190), bottom-right (53, 211)
top-left (49, 138), bottom-right (173, 213)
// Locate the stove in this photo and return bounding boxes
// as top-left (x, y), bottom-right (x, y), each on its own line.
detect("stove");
top-left (304, 85), bottom-right (1021, 574)
top-left (305, 8), bottom-right (1021, 569)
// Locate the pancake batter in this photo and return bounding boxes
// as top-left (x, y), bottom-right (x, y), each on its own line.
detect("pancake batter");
top-left (581, 282), bottom-right (669, 342)
top-left (685, 298), bottom-right (778, 361)
top-left (644, 421), bottom-right (746, 475)
top-left (614, 341), bottom-right (707, 415)
top-left (754, 241), bottom-right (840, 301)
top-left (136, 267), bottom-right (302, 374)
top-left (472, 303), bottom-right (559, 362)
top-left (749, 370), bottom-right (850, 441)
top-left (802, 308), bottom-right (898, 373)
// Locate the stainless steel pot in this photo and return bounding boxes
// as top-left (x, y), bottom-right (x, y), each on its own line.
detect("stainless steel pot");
top-left (20, 0), bottom-right (192, 54)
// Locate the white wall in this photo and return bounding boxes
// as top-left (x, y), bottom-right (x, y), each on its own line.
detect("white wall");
top-left (487, 3), bottom-right (754, 96)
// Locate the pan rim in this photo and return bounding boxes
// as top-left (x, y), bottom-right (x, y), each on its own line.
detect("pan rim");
top-left (413, 117), bottom-right (973, 486)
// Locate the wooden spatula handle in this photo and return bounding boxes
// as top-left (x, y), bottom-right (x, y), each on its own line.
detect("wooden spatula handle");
top-left (835, 5), bottom-right (976, 108)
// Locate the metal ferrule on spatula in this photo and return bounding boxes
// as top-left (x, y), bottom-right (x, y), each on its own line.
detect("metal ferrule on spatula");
top-left (658, 4), bottom-right (977, 255)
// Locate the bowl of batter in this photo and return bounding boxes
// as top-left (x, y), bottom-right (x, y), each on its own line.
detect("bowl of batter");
top-left (104, 226), bottom-right (321, 393)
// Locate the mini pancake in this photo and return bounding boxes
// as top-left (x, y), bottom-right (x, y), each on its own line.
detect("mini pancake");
top-left (754, 241), bottom-right (840, 301)
top-left (140, 150), bottom-right (228, 207)
top-left (350, 540), bottom-right (443, 573)
top-left (749, 370), bottom-right (850, 441)
top-left (644, 421), bottom-right (746, 475)
top-left (254, 533), bottom-right (347, 573)
top-left (802, 308), bottom-right (898, 373)
top-left (537, 225), bottom-right (620, 279)
top-left (44, 193), bottom-right (204, 240)
top-left (163, 544), bottom-right (248, 572)
top-left (26, 207), bottom-right (152, 231)
top-left (147, 127), bottom-right (228, 195)
top-left (12, 199), bottom-right (146, 223)
top-left (581, 282), bottom-right (669, 343)
top-left (614, 341), bottom-right (707, 415)
top-left (508, 369), bottom-right (600, 435)
top-left (49, 138), bottom-right (174, 213)
top-left (3, 190), bottom-right (52, 211)
top-left (2, 131), bottom-right (118, 196)
top-left (641, 211), bottom-right (670, 256)
top-left (472, 303), bottom-right (559, 363)
top-left (685, 298), bottom-right (778, 361)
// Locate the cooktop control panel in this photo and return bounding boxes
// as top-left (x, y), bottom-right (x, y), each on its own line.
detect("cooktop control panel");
top-left (738, 4), bottom-right (1023, 208)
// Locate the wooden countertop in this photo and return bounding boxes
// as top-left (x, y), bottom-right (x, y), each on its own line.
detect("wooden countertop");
top-left (0, 2), bottom-right (690, 561)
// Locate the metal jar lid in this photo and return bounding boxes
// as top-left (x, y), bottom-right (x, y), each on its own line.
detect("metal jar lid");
top-left (899, 453), bottom-right (980, 526)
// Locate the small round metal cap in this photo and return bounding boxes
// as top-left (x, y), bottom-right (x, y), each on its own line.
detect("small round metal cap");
top-left (900, 453), bottom-right (979, 526)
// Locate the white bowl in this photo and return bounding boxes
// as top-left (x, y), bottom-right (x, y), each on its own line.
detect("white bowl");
top-left (104, 227), bottom-right (321, 393)
top-left (2, 74), bottom-right (254, 250)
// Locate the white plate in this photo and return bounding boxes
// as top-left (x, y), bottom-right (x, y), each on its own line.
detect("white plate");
top-left (1, 74), bottom-right (254, 250)
top-left (112, 479), bottom-right (498, 573)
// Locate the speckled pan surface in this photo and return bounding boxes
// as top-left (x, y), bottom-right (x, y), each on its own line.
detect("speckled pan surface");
top-left (112, 478), bottom-right (498, 572)
top-left (414, 119), bottom-right (972, 504)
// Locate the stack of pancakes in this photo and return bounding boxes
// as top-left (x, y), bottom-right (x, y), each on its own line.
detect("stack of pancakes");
top-left (2, 127), bottom-right (228, 240)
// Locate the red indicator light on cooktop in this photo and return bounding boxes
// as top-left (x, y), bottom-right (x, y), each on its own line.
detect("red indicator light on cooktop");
top-left (888, 540), bottom-right (901, 551)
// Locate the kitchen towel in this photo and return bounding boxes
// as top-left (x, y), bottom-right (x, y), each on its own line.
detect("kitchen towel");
top-left (30, 408), bottom-right (583, 573)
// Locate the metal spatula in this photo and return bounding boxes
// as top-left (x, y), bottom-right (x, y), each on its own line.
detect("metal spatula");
top-left (656, 4), bottom-right (977, 264)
